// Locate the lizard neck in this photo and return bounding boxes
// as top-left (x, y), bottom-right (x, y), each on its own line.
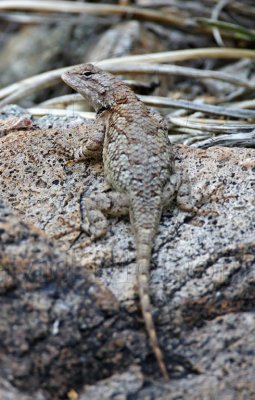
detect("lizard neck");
top-left (112, 81), bottom-right (138, 105)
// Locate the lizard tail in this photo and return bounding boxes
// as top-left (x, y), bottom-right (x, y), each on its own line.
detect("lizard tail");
top-left (136, 229), bottom-right (169, 380)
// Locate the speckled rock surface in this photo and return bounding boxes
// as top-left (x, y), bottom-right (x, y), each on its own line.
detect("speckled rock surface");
top-left (0, 378), bottom-right (44, 400)
top-left (80, 332), bottom-right (255, 400)
top-left (0, 109), bottom-right (254, 399)
top-left (0, 199), bottom-right (147, 400)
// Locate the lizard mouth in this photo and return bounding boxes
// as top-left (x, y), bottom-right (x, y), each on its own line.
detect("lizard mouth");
top-left (61, 72), bottom-right (81, 92)
top-left (61, 72), bottom-right (70, 84)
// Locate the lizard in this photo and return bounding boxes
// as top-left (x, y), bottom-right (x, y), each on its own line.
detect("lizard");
top-left (62, 63), bottom-right (182, 380)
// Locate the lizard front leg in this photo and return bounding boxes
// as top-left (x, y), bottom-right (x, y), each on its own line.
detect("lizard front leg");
top-left (72, 115), bottom-right (106, 161)
top-left (52, 116), bottom-right (106, 162)
top-left (52, 117), bottom-right (107, 241)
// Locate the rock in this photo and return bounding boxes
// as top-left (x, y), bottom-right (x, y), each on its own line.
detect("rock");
top-left (0, 199), bottom-right (146, 400)
top-left (0, 104), bottom-right (31, 121)
top-left (0, 378), bottom-right (45, 400)
top-left (0, 22), bottom-right (96, 95)
top-left (79, 331), bottom-right (255, 400)
top-left (0, 113), bottom-right (254, 399)
top-left (79, 365), bottom-right (144, 400)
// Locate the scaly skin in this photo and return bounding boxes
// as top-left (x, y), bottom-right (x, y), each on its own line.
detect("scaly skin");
top-left (62, 64), bottom-right (177, 380)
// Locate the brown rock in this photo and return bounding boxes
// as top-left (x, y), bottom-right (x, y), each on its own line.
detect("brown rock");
top-left (0, 116), bottom-right (254, 399)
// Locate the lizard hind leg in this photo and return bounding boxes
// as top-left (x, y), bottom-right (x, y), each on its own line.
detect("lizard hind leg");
top-left (163, 175), bottom-right (198, 214)
top-left (162, 173), bottom-right (181, 209)
top-left (75, 190), bottom-right (129, 249)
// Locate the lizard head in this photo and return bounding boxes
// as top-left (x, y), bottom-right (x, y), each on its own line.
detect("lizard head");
top-left (62, 63), bottom-right (133, 112)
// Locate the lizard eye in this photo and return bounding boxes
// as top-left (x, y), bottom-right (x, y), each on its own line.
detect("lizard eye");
top-left (81, 71), bottom-right (93, 77)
